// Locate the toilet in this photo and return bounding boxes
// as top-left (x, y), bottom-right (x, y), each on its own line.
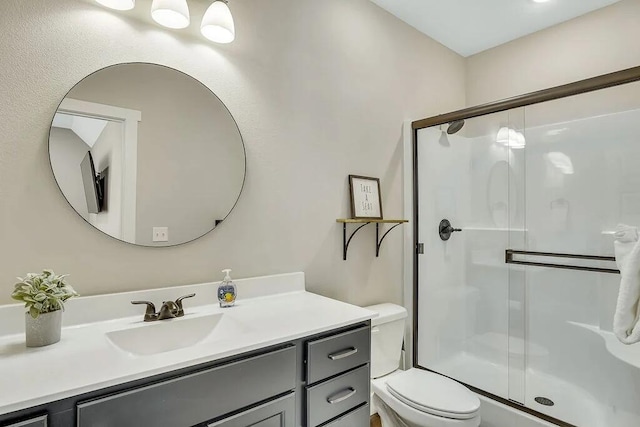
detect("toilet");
top-left (365, 303), bottom-right (481, 427)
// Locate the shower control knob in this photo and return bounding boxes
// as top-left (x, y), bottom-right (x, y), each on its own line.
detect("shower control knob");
top-left (439, 219), bottom-right (462, 241)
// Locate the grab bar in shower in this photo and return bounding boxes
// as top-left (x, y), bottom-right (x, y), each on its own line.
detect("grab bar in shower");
top-left (505, 249), bottom-right (619, 274)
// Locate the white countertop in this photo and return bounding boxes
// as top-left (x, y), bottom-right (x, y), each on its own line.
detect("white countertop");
top-left (0, 273), bottom-right (375, 416)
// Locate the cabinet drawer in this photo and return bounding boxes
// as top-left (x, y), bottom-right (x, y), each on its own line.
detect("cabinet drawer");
top-left (305, 364), bottom-right (369, 427)
top-left (208, 393), bottom-right (295, 427)
top-left (323, 404), bottom-right (369, 427)
top-left (2, 416), bottom-right (47, 427)
top-left (77, 346), bottom-right (296, 427)
top-left (306, 325), bottom-right (370, 384)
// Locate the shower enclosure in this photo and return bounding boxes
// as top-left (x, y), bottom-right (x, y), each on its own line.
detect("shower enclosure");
top-left (412, 67), bottom-right (640, 427)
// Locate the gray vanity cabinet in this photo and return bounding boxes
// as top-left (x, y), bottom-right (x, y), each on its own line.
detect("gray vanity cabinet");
top-left (3, 416), bottom-right (47, 427)
top-left (208, 393), bottom-right (295, 427)
top-left (0, 321), bottom-right (370, 427)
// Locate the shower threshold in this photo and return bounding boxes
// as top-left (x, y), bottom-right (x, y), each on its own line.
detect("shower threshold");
top-left (428, 352), bottom-right (607, 427)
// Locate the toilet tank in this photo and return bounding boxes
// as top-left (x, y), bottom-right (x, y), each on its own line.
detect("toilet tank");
top-left (365, 303), bottom-right (407, 379)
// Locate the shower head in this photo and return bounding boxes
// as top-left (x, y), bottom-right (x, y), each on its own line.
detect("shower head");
top-left (447, 120), bottom-right (465, 135)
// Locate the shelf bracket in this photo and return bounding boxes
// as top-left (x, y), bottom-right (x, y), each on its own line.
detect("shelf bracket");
top-left (343, 222), bottom-right (371, 260)
top-left (376, 223), bottom-right (404, 257)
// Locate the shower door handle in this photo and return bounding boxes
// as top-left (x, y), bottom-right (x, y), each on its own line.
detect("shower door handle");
top-left (439, 219), bottom-right (462, 241)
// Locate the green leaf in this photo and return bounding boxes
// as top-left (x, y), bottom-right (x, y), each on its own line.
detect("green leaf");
top-left (11, 270), bottom-right (77, 315)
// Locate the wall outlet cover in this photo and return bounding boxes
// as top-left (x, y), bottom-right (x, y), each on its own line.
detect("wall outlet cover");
top-left (153, 227), bottom-right (169, 242)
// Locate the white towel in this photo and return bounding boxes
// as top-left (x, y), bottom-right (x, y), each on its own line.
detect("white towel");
top-left (614, 224), bottom-right (640, 344)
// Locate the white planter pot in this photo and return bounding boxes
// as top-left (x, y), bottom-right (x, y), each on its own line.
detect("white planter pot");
top-left (25, 310), bottom-right (62, 347)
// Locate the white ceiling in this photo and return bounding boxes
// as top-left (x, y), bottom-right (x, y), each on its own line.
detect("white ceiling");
top-left (369, 0), bottom-right (621, 57)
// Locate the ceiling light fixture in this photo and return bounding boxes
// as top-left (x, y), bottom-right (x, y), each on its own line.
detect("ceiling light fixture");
top-left (151, 0), bottom-right (190, 29)
top-left (96, 0), bottom-right (236, 44)
top-left (532, 0), bottom-right (551, 3)
top-left (201, 0), bottom-right (235, 44)
top-left (95, 0), bottom-right (135, 11)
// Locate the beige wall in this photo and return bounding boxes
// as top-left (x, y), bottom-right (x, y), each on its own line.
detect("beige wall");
top-left (0, 0), bottom-right (465, 305)
top-left (466, 0), bottom-right (640, 106)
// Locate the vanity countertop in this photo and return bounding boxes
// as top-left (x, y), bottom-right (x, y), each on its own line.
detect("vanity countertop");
top-left (0, 273), bottom-right (375, 416)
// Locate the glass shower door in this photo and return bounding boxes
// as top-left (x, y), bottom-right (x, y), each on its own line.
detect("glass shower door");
top-left (415, 76), bottom-right (640, 427)
top-left (519, 81), bottom-right (640, 427)
top-left (416, 108), bottom-right (526, 403)
top-left (415, 75), bottom-right (640, 427)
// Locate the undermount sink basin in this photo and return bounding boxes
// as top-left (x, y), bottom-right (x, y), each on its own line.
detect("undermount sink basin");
top-left (106, 313), bottom-right (247, 356)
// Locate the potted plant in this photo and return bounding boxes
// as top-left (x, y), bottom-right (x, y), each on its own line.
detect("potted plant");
top-left (11, 269), bottom-right (78, 347)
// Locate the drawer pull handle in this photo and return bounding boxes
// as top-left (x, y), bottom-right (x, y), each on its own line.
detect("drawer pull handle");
top-left (327, 387), bottom-right (356, 404)
top-left (328, 347), bottom-right (358, 361)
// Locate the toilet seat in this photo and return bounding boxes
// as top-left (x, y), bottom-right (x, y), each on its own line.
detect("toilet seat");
top-left (386, 369), bottom-right (480, 420)
top-left (372, 369), bottom-right (481, 427)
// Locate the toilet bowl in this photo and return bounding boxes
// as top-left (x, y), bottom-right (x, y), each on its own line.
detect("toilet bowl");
top-left (372, 369), bottom-right (481, 427)
top-left (365, 304), bottom-right (481, 427)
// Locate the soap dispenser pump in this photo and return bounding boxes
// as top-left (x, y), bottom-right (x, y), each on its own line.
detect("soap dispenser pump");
top-left (218, 269), bottom-right (237, 308)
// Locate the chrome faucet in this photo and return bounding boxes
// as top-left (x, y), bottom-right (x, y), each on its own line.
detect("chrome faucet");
top-left (131, 293), bottom-right (196, 322)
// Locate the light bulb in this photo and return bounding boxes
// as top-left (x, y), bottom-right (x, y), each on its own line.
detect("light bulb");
top-left (95, 0), bottom-right (135, 10)
top-left (201, 1), bottom-right (235, 44)
top-left (151, 0), bottom-right (190, 29)
top-left (496, 127), bottom-right (526, 149)
top-left (547, 152), bottom-right (574, 174)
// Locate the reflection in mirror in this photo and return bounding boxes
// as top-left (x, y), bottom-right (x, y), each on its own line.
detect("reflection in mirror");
top-left (49, 63), bottom-right (246, 246)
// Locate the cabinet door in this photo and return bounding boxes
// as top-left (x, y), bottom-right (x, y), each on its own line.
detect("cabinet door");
top-left (208, 393), bottom-right (295, 427)
top-left (77, 346), bottom-right (296, 427)
top-left (2, 415), bottom-right (47, 427)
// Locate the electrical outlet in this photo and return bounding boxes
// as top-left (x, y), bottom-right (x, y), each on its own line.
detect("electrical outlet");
top-left (153, 227), bottom-right (169, 242)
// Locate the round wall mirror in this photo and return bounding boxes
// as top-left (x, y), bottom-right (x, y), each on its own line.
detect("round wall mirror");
top-left (49, 63), bottom-right (246, 246)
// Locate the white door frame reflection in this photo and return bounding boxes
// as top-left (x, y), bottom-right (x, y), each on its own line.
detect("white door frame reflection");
top-left (52, 98), bottom-right (141, 243)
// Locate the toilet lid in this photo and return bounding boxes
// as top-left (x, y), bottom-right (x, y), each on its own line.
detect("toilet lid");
top-left (386, 369), bottom-right (480, 420)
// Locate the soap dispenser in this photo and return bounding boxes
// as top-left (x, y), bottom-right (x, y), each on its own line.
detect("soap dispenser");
top-left (218, 269), bottom-right (237, 308)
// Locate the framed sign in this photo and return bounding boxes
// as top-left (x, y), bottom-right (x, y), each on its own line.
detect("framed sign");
top-left (349, 175), bottom-right (383, 219)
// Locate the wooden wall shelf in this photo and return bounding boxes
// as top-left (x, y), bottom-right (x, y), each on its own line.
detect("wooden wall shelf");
top-left (336, 219), bottom-right (408, 260)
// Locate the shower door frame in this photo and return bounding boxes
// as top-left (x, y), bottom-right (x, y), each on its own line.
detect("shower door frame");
top-left (411, 65), bottom-right (640, 427)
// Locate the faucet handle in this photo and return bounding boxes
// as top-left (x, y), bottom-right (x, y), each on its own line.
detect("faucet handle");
top-left (131, 301), bottom-right (158, 322)
top-left (174, 293), bottom-right (196, 317)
